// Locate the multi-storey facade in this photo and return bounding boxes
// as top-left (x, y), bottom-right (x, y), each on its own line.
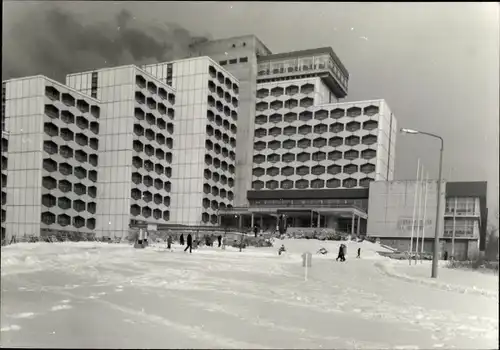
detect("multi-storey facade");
top-left (190, 35), bottom-right (272, 206)
top-left (66, 65), bottom-right (176, 237)
top-left (252, 96), bottom-right (396, 191)
top-left (142, 57), bottom-right (238, 225)
top-left (1, 82), bottom-right (8, 239)
top-left (367, 180), bottom-right (487, 260)
top-left (2, 76), bottom-right (100, 241)
top-left (1, 57), bottom-right (239, 240)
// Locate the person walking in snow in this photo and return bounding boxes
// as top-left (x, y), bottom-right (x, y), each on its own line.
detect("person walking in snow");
top-left (184, 233), bottom-right (193, 253)
top-left (217, 235), bottom-right (222, 248)
top-left (336, 244), bottom-right (346, 262)
top-left (179, 234), bottom-right (184, 246)
top-left (357, 247), bottom-right (361, 258)
top-left (336, 245), bottom-right (343, 261)
top-left (167, 235), bottom-right (172, 250)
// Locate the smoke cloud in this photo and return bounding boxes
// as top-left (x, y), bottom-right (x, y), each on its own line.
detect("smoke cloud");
top-left (2, 5), bottom-right (209, 82)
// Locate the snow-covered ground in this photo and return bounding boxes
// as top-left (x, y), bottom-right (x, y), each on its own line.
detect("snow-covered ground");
top-left (1, 239), bottom-right (498, 349)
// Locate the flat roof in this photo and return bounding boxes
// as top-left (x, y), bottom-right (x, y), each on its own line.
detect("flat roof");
top-left (258, 47), bottom-right (349, 78)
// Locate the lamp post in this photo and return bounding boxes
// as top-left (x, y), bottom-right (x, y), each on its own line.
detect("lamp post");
top-left (400, 128), bottom-right (444, 278)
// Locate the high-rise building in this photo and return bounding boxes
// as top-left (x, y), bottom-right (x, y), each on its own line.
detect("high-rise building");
top-left (66, 65), bottom-right (176, 237)
top-left (194, 38), bottom-right (397, 233)
top-left (2, 76), bottom-right (101, 241)
top-left (189, 35), bottom-right (272, 206)
top-left (142, 57), bottom-right (239, 226)
top-left (1, 57), bottom-right (239, 241)
top-left (1, 82), bottom-right (9, 240)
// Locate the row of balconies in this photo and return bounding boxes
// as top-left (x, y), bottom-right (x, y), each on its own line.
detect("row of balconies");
top-left (130, 204), bottom-right (170, 221)
top-left (45, 87), bottom-right (100, 118)
top-left (252, 178), bottom-right (372, 190)
top-left (133, 125), bottom-right (174, 147)
top-left (135, 107), bottom-right (175, 127)
top-left (206, 126), bottom-right (236, 148)
top-left (43, 141), bottom-right (98, 167)
top-left (204, 155), bottom-right (236, 174)
top-left (42, 160), bottom-right (98, 183)
top-left (131, 172), bottom-right (172, 191)
top-left (207, 110), bottom-right (237, 135)
top-left (253, 163), bottom-right (375, 177)
top-left (41, 193), bottom-right (95, 213)
top-left (256, 84), bottom-right (315, 98)
top-left (45, 105), bottom-right (99, 133)
top-left (132, 139), bottom-right (173, 156)
top-left (201, 212), bottom-right (218, 224)
top-left (208, 81), bottom-right (239, 108)
top-left (254, 135), bottom-right (377, 151)
top-left (254, 150), bottom-right (376, 164)
top-left (208, 66), bottom-right (239, 94)
top-left (203, 183), bottom-right (234, 200)
top-left (205, 140), bottom-right (236, 161)
top-left (135, 75), bottom-right (175, 105)
top-left (203, 169), bottom-right (235, 187)
top-left (256, 112), bottom-right (378, 128)
top-left (43, 123), bottom-right (99, 150)
top-left (132, 156), bottom-right (172, 175)
top-left (135, 91), bottom-right (175, 115)
top-left (255, 122), bottom-right (377, 138)
top-left (130, 188), bottom-right (170, 206)
top-left (41, 174), bottom-right (96, 197)
top-left (207, 96), bottom-right (238, 121)
top-left (41, 212), bottom-right (95, 229)
top-left (43, 176), bottom-right (96, 193)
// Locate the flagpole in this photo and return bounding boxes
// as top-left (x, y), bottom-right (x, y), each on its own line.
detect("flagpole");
top-left (420, 172), bottom-right (429, 263)
top-left (409, 158), bottom-right (421, 265)
top-left (415, 164), bottom-right (424, 264)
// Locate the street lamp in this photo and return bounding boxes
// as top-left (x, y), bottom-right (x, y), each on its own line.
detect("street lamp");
top-left (400, 128), bottom-right (444, 278)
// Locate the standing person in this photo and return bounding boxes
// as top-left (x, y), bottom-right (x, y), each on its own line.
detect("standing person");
top-left (217, 235), bottom-right (222, 248)
top-left (254, 226), bottom-right (258, 238)
top-left (184, 233), bottom-right (193, 253)
top-left (357, 247), bottom-right (361, 258)
top-left (179, 234), bottom-right (184, 246)
top-left (167, 235), bottom-right (172, 250)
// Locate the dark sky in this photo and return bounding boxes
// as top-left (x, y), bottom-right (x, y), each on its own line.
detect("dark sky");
top-left (3, 1), bottom-right (499, 222)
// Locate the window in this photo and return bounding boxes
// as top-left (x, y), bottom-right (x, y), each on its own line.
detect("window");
top-left (166, 64), bottom-right (173, 86)
top-left (219, 60), bottom-right (227, 66)
top-left (240, 57), bottom-right (248, 63)
top-left (229, 59), bottom-right (238, 64)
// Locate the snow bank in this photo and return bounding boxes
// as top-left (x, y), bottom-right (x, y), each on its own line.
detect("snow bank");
top-left (376, 260), bottom-right (499, 299)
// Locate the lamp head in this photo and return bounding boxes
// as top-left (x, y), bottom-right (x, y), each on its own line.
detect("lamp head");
top-left (400, 128), bottom-right (419, 134)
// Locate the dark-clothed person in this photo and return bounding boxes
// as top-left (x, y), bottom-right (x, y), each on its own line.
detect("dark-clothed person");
top-left (218, 235), bottom-right (222, 247)
top-left (180, 234), bottom-right (184, 246)
top-left (184, 233), bottom-right (193, 253)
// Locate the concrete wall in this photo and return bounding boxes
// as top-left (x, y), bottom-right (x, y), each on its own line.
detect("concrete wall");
top-left (367, 180), bottom-right (446, 238)
top-left (3, 76), bottom-right (45, 239)
top-left (376, 101), bottom-right (396, 181)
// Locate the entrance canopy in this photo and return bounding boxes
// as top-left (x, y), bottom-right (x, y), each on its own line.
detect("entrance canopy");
top-left (219, 204), bottom-right (367, 220)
